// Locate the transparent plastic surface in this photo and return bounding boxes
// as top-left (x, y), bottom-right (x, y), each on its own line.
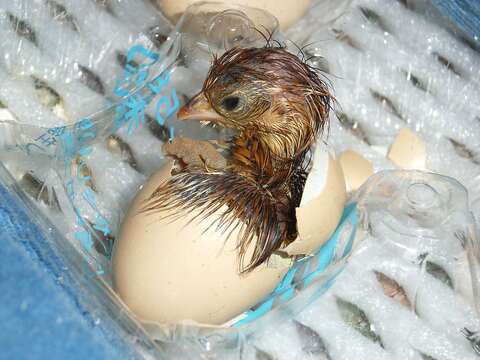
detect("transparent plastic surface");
top-left (327, 170), bottom-right (480, 360)
top-left (248, 171), bottom-right (480, 360)
top-left (1, 0), bottom-right (480, 359)
top-left (354, 170), bottom-right (480, 313)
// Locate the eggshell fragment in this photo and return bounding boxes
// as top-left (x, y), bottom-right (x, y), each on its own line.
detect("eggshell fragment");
top-left (284, 146), bottom-right (347, 256)
top-left (339, 150), bottom-right (374, 192)
top-left (112, 162), bottom-right (288, 326)
top-left (157, 0), bottom-right (311, 29)
top-left (387, 128), bottom-right (427, 170)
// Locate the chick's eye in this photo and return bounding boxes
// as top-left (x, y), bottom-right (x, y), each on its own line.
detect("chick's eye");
top-left (221, 96), bottom-right (241, 112)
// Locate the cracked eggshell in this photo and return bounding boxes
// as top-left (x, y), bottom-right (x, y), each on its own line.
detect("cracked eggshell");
top-left (157, 0), bottom-right (311, 29)
top-left (283, 144), bottom-right (347, 256)
top-left (339, 150), bottom-right (374, 193)
top-left (112, 161), bottom-right (288, 326)
top-left (387, 128), bottom-right (426, 170)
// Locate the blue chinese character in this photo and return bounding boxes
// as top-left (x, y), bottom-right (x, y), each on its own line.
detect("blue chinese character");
top-left (126, 45), bottom-right (159, 68)
top-left (93, 213), bottom-right (111, 238)
top-left (35, 132), bottom-right (56, 147)
top-left (64, 179), bottom-right (75, 201)
top-left (124, 93), bottom-right (148, 135)
top-left (147, 70), bottom-right (171, 95)
top-left (113, 102), bottom-right (129, 131)
top-left (75, 229), bottom-right (94, 252)
top-left (75, 160), bottom-right (92, 184)
top-left (59, 129), bottom-right (76, 164)
top-left (47, 126), bottom-right (67, 138)
top-left (82, 188), bottom-right (97, 211)
top-left (74, 118), bottom-right (94, 132)
top-left (17, 143), bottom-right (46, 156)
top-left (155, 88), bottom-right (179, 126)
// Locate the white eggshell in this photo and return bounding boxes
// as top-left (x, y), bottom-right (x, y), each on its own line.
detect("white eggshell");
top-left (157, 0), bottom-right (311, 29)
top-left (387, 128), bottom-right (427, 170)
top-left (112, 162), bottom-right (288, 326)
top-left (283, 145), bottom-right (347, 256)
top-left (339, 149), bottom-right (374, 192)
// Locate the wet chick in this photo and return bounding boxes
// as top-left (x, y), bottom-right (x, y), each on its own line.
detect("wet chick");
top-left (142, 45), bottom-right (332, 272)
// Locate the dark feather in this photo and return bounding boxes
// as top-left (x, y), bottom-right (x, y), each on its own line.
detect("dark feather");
top-left (290, 164), bottom-right (309, 209)
top-left (141, 170), bottom-right (295, 272)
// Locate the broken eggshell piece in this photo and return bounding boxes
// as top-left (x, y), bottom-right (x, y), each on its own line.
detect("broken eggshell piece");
top-left (112, 144), bottom-right (346, 326)
top-left (387, 128), bottom-right (427, 170)
top-left (339, 150), bottom-right (374, 193)
top-left (284, 143), bottom-right (347, 256)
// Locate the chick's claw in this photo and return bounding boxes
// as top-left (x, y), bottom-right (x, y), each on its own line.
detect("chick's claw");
top-left (162, 136), bottom-right (227, 171)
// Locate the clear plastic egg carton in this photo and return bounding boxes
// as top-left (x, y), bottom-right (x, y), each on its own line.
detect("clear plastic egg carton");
top-left (0, 0), bottom-right (479, 359)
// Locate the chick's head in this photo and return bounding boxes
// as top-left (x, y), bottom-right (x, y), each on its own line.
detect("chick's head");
top-left (178, 46), bottom-right (332, 157)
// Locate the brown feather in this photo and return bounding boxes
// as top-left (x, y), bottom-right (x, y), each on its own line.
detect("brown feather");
top-left (141, 170), bottom-right (294, 272)
top-left (141, 44), bottom-right (332, 272)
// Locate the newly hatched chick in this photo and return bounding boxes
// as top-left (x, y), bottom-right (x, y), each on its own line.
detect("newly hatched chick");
top-left (142, 45), bottom-right (332, 272)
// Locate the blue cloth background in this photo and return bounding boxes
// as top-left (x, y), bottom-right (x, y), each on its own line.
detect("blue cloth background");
top-left (0, 1), bottom-right (478, 359)
top-left (0, 183), bottom-right (138, 360)
top-left (432, 0), bottom-right (480, 42)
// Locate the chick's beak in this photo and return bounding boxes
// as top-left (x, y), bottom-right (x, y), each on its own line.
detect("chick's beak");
top-left (177, 92), bottom-right (223, 124)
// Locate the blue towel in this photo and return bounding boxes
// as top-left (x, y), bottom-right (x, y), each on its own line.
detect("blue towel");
top-left (0, 181), bottom-right (139, 360)
top-left (432, 0), bottom-right (480, 43)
